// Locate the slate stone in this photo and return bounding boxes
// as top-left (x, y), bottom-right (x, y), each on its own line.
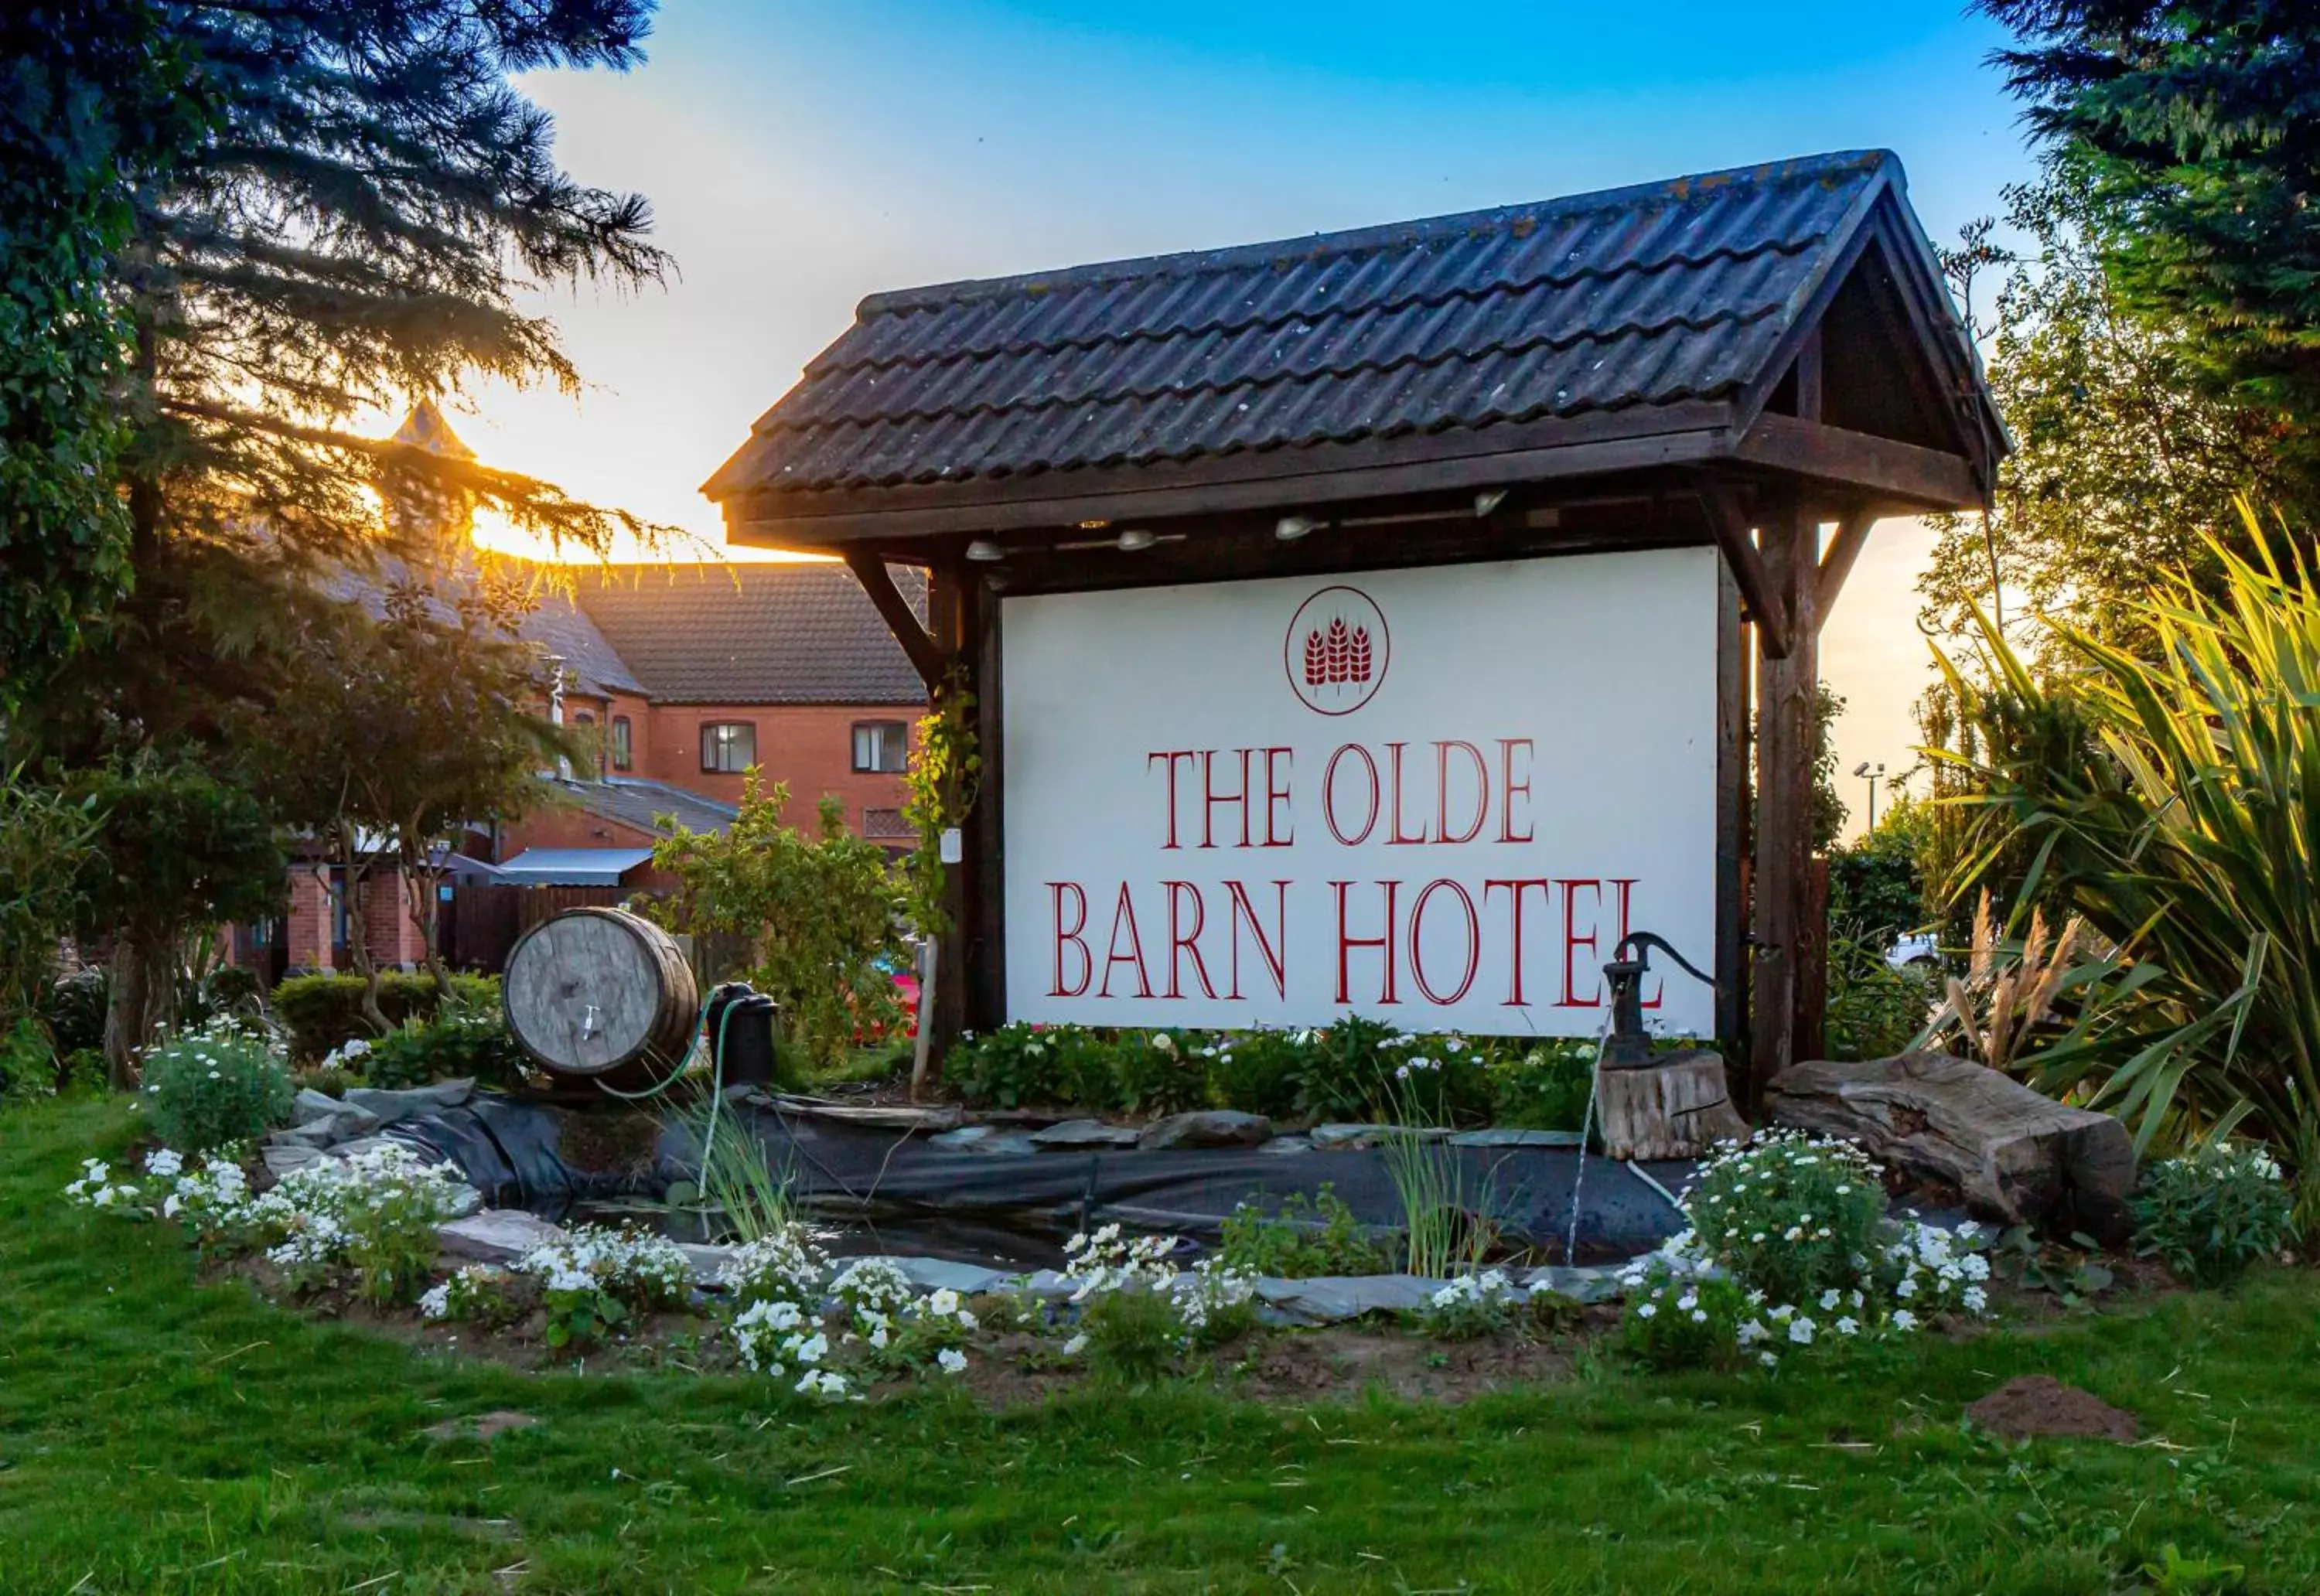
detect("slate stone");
top-left (1309, 1123), bottom-right (1452, 1150)
top-left (1257, 1135), bottom-right (1314, 1156)
top-left (1138, 1110), bottom-right (1273, 1150)
top-left (1516, 1264), bottom-right (1631, 1305)
top-left (291, 1088), bottom-right (352, 1127)
top-left (1256, 1274), bottom-right (1442, 1323)
top-left (262, 1144), bottom-right (323, 1178)
top-left (343, 1078), bottom-right (473, 1124)
top-left (270, 1107), bottom-right (380, 1149)
top-left (1448, 1127), bottom-right (1585, 1148)
top-left (841, 1254), bottom-right (1018, 1296)
top-left (930, 1125), bottom-right (1042, 1157)
top-left (1028, 1119), bottom-right (1141, 1151)
top-left (437, 1209), bottom-right (565, 1264)
top-left (677, 1242), bottom-right (737, 1287)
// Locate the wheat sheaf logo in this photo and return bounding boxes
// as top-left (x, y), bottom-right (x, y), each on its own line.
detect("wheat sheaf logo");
top-left (1284, 585), bottom-right (1390, 715)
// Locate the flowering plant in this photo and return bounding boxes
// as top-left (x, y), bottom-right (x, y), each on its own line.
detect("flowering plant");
top-left (419, 1264), bottom-right (522, 1328)
top-left (1683, 1130), bottom-right (1886, 1305)
top-left (1619, 1257), bottom-right (1749, 1369)
top-left (717, 1229), bottom-right (826, 1311)
top-left (1061, 1225), bottom-right (1256, 1377)
top-left (515, 1224), bottom-right (691, 1349)
top-left (138, 1018), bottom-right (293, 1153)
top-left (1416, 1269), bottom-right (1523, 1340)
top-left (2131, 1142), bottom-right (2292, 1286)
top-left (242, 1142), bottom-right (473, 1303)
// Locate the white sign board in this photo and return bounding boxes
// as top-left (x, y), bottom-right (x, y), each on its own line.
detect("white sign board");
top-left (1001, 548), bottom-right (1720, 1036)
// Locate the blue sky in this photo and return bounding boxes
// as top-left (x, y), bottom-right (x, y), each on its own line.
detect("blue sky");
top-left (460, 0), bottom-right (2042, 824)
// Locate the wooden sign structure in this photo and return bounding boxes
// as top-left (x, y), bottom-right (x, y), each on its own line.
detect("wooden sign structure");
top-left (703, 150), bottom-right (2006, 1095)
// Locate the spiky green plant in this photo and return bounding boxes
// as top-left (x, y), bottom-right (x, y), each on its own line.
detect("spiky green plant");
top-left (1935, 504), bottom-right (2318, 1225)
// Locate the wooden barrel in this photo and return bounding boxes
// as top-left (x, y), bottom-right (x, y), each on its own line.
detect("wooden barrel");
top-left (503, 907), bottom-right (701, 1089)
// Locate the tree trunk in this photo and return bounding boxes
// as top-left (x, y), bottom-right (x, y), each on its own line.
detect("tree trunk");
top-left (403, 843), bottom-right (453, 999)
top-left (101, 931), bottom-right (176, 1090)
top-left (338, 834), bottom-right (389, 1035)
top-left (1598, 1047), bottom-right (1752, 1161)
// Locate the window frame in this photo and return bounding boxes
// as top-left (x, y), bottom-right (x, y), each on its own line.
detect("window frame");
top-left (610, 714), bottom-right (633, 772)
top-left (851, 719), bottom-right (909, 775)
top-left (700, 720), bottom-right (757, 774)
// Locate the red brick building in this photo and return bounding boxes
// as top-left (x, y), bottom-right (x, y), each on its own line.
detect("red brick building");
top-left (256, 559), bottom-right (927, 974)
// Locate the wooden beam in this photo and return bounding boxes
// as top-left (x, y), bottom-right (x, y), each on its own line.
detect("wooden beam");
top-left (1697, 479), bottom-right (1791, 659)
top-left (842, 549), bottom-right (950, 691)
top-left (1750, 491), bottom-right (1824, 1096)
top-left (1815, 510), bottom-right (1877, 617)
top-left (922, 565), bottom-right (971, 1069)
top-left (1733, 411), bottom-right (1983, 511)
top-left (1714, 554), bottom-right (1749, 1053)
top-left (1793, 326), bottom-right (1824, 421)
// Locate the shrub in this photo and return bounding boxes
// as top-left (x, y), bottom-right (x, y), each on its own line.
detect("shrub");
top-left (1683, 1130), bottom-right (1886, 1306)
top-left (1203, 1028), bottom-right (1309, 1118)
top-left (1619, 1260), bottom-right (1749, 1370)
top-left (945, 1021), bottom-right (1105, 1108)
top-left (1061, 1225), bottom-right (1239, 1379)
top-left (240, 1143), bottom-right (473, 1303)
top-left (418, 1264), bottom-right (522, 1328)
top-left (2131, 1142), bottom-right (2293, 1286)
top-left (1217, 1185), bottom-right (1390, 1278)
top-left (1481, 1039), bottom-right (1595, 1130)
top-left (363, 1000), bottom-right (528, 1090)
top-left (271, 971), bottom-right (500, 1061)
top-left (1824, 933), bottom-right (1931, 1062)
top-left (1286, 1015), bottom-right (1397, 1120)
top-left (1288, 1019), bottom-right (1489, 1124)
top-left (1416, 1269), bottom-right (1523, 1339)
top-left (1, 1015), bottom-right (57, 1103)
top-left (514, 1225), bottom-right (693, 1351)
top-left (1104, 1030), bottom-right (1207, 1115)
top-left (138, 1018), bottom-right (293, 1151)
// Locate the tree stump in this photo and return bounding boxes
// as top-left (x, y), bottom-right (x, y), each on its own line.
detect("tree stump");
top-left (1598, 1049), bottom-right (1751, 1161)
top-left (1764, 1052), bottom-right (2135, 1242)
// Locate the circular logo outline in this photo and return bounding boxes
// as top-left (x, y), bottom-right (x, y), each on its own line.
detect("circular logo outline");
top-left (1283, 585), bottom-right (1390, 716)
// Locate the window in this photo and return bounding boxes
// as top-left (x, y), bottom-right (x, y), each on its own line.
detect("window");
top-left (701, 721), bottom-right (756, 773)
top-left (611, 714), bottom-right (633, 772)
top-left (852, 720), bottom-right (909, 774)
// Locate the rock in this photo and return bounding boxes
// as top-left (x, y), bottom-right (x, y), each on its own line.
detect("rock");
top-left (438, 1209), bottom-right (565, 1265)
top-left (291, 1088), bottom-right (351, 1127)
top-left (1448, 1127), bottom-right (1585, 1148)
top-left (839, 1254), bottom-right (1018, 1296)
top-left (262, 1144), bottom-right (323, 1178)
top-left (343, 1078), bottom-right (473, 1124)
top-left (1966, 1375), bottom-right (2137, 1442)
top-left (441, 1183), bottom-right (484, 1220)
top-left (1597, 1048), bottom-right (1750, 1161)
top-left (1310, 1123), bottom-right (1451, 1150)
top-left (268, 1107), bottom-right (381, 1149)
top-left (1766, 1052), bottom-right (2136, 1241)
top-left (1029, 1118), bottom-right (1141, 1151)
top-left (1516, 1264), bottom-right (1630, 1305)
top-left (758, 1095), bottom-right (964, 1133)
top-left (421, 1410), bottom-right (539, 1443)
top-left (930, 1125), bottom-right (1042, 1157)
top-left (1138, 1110), bottom-right (1274, 1150)
top-left (326, 1134), bottom-right (408, 1162)
top-left (677, 1242), bottom-right (736, 1286)
top-left (1256, 1274), bottom-right (1441, 1323)
top-left (1257, 1135), bottom-right (1314, 1156)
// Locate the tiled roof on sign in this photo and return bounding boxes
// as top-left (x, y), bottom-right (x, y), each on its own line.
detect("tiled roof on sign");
top-left (705, 150), bottom-right (1926, 500)
top-left (569, 563), bottom-right (927, 706)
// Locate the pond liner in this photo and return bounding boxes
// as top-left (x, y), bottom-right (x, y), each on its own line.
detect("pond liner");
top-left (391, 1096), bottom-right (1691, 1264)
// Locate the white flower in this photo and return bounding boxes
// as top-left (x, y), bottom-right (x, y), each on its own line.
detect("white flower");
top-left (937, 1348), bottom-right (968, 1375)
top-left (1834, 1316), bottom-right (1859, 1337)
top-left (1890, 1308), bottom-right (1918, 1332)
top-left (1787, 1318), bottom-right (1815, 1345)
top-left (1636, 1302), bottom-right (1657, 1319)
top-left (1819, 1289), bottom-right (1841, 1311)
top-left (418, 1282), bottom-right (452, 1321)
top-left (1961, 1286), bottom-right (1988, 1315)
top-left (1062, 1333), bottom-right (1088, 1356)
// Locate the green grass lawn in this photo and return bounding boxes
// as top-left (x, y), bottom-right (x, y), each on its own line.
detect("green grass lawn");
top-left (4, 1099), bottom-right (2315, 1594)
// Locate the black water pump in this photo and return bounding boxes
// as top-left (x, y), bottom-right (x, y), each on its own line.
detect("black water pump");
top-left (1599, 932), bottom-right (1715, 1069)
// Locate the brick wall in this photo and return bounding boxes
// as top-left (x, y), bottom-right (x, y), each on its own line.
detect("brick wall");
top-left (643, 701), bottom-right (919, 833)
top-left (285, 865), bottom-right (334, 970)
top-left (361, 872), bottom-right (428, 969)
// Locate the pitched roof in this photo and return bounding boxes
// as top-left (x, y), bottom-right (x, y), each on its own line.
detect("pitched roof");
top-left (569, 563), bottom-right (926, 705)
top-left (706, 149), bottom-right (1993, 513)
top-left (560, 776), bottom-right (739, 837)
top-left (522, 588), bottom-right (647, 697)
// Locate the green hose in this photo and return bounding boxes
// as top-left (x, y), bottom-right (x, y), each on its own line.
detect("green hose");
top-left (582, 992), bottom-right (743, 1179)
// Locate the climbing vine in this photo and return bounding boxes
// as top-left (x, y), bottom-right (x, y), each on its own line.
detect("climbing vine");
top-left (902, 664), bottom-right (981, 936)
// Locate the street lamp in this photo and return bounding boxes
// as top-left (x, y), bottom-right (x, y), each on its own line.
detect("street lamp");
top-left (1851, 761), bottom-right (1887, 833)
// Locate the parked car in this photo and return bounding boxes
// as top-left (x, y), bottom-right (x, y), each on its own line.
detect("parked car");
top-left (1886, 931), bottom-right (1940, 971)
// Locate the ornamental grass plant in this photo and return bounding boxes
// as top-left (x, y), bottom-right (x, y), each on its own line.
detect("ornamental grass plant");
top-left (1938, 511), bottom-right (2320, 1225)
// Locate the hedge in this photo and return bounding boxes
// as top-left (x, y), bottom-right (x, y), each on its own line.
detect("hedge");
top-left (271, 972), bottom-right (500, 1061)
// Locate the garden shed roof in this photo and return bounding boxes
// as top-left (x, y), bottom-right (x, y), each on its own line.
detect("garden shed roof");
top-left (495, 847), bottom-right (655, 885)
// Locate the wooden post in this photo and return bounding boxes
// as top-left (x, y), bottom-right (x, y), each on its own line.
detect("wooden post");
top-left (1749, 492), bottom-right (1822, 1097)
top-left (922, 563), bottom-right (971, 1069)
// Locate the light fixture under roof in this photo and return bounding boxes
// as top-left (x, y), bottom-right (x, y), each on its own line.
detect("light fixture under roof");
top-left (1114, 528), bottom-right (1156, 551)
top-left (1474, 489), bottom-right (1508, 518)
top-left (1274, 514), bottom-right (1319, 542)
top-left (964, 538), bottom-right (1005, 561)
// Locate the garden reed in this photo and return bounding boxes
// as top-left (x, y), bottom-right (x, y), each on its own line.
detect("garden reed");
top-left (1373, 1076), bottom-right (1496, 1277)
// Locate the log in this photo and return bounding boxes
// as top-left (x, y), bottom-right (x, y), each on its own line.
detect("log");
top-left (1598, 1049), bottom-right (1751, 1161)
top-left (1765, 1052), bottom-right (2135, 1243)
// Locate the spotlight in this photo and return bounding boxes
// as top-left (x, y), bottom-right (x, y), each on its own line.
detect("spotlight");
top-left (1274, 514), bottom-right (1319, 541)
top-left (1474, 489), bottom-right (1507, 518)
top-left (1114, 528), bottom-right (1156, 551)
top-left (964, 539), bottom-right (1005, 562)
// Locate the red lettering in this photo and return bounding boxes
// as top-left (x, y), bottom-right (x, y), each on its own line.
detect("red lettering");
top-left (1409, 879), bottom-right (1481, 1005)
top-left (1497, 738), bottom-right (1536, 843)
top-left (1558, 878), bottom-right (1603, 1007)
top-left (1200, 748), bottom-right (1253, 849)
top-left (1098, 884), bottom-right (1155, 999)
top-left (1611, 878), bottom-right (1664, 1010)
top-left (1323, 744), bottom-right (1380, 845)
top-left (1331, 879), bottom-right (1401, 1004)
top-left (1435, 740), bottom-right (1488, 844)
top-left (1049, 882), bottom-right (1090, 997)
top-left (1386, 743), bottom-right (1426, 844)
top-left (1225, 879), bottom-right (1290, 1000)
top-left (1482, 878), bottom-right (1552, 1005)
top-left (1146, 751), bottom-right (1196, 849)
top-left (1260, 747), bottom-right (1295, 847)
top-left (1162, 882), bottom-right (1217, 1000)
